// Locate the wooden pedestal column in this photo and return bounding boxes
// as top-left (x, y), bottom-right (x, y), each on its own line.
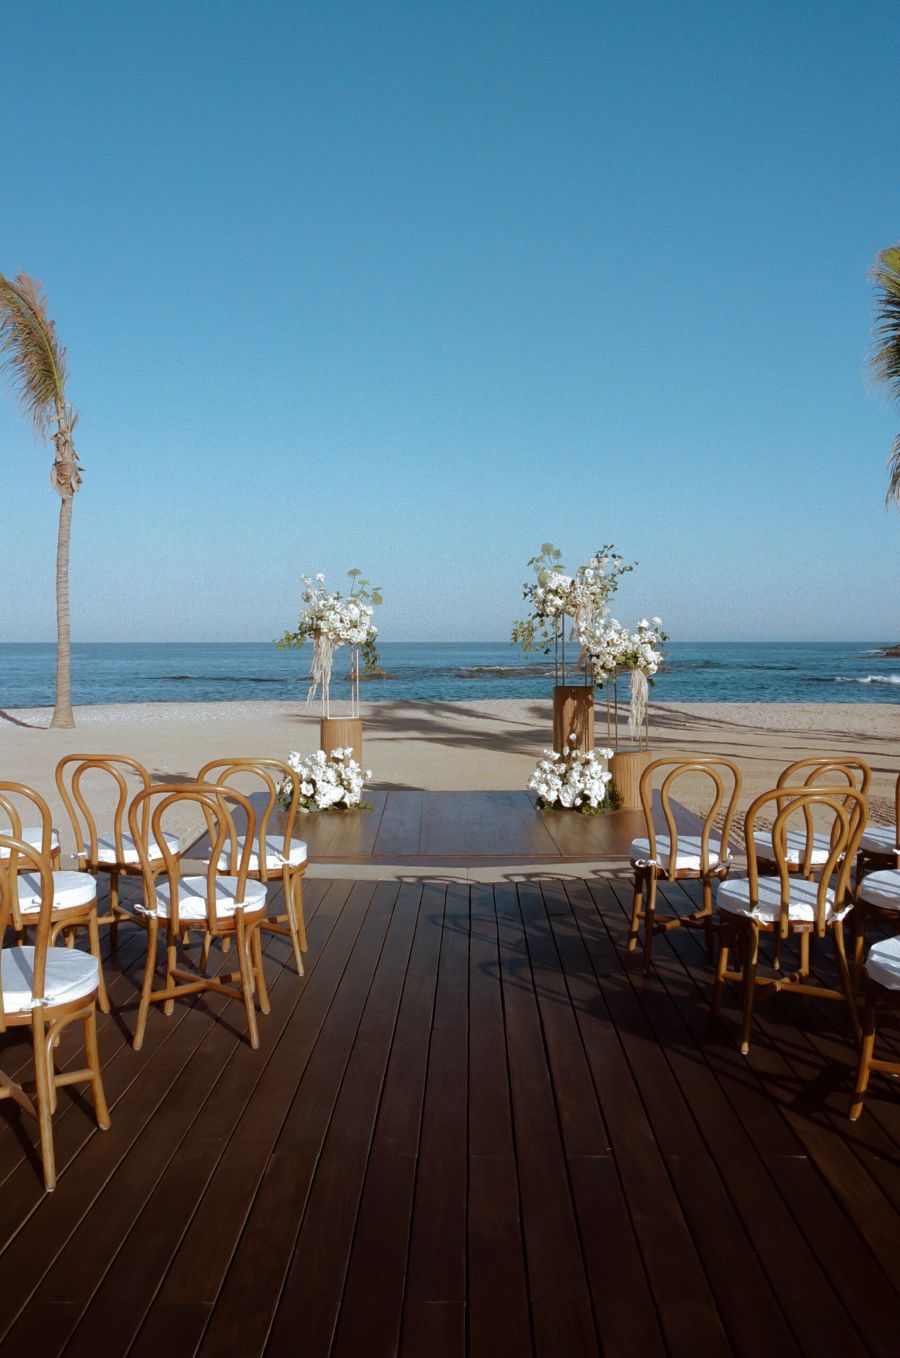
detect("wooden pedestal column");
top-left (609, 748), bottom-right (652, 811)
top-left (552, 685), bottom-right (594, 754)
top-left (320, 717), bottom-right (363, 761)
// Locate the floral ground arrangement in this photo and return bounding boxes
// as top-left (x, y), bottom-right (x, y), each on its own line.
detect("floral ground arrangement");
top-left (279, 748), bottom-right (372, 812)
top-left (528, 736), bottom-right (620, 814)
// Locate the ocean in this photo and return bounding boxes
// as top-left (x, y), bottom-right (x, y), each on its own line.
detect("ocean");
top-left (0, 641), bottom-right (897, 709)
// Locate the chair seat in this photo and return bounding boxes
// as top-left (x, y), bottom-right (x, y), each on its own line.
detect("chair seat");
top-left (94, 830), bottom-right (181, 865)
top-left (718, 874), bottom-right (847, 925)
top-left (206, 835), bottom-right (308, 872)
top-left (1, 945), bottom-right (99, 1013)
top-left (866, 935), bottom-right (900, 991)
top-left (139, 875), bottom-right (268, 922)
top-left (859, 824), bottom-right (899, 857)
top-left (630, 834), bottom-right (728, 872)
top-left (0, 827), bottom-right (60, 859)
top-left (857, 869), bottom-right (900, 914)
top-left (752, 829), bottom-right (834, 866)
top-left (17, 871), bottom-right (97, 916)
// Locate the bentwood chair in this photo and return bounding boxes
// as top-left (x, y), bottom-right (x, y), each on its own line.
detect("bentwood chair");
top-left (752, 757), bottom-right (871, 877)
top-left (849, 935), bottom-right (900, 1120)
top-left (197, 759), bottom-right (308, 974)
top-left (629, 758), bottom-right (742, 974)
top-left (0, 783), bottom-right (110, 1012)
top-left (0, 836), bottom-right (110, 1191)
top-left (56, 754), bottom-right (182, 942)
top-left (712, 787), bottom-right (866, 1056)
top-left (851, 867), bottom-right (900, 992)
top-left (125, 785), bottom-right (270, 1051)
top-left (856, 772), bottom-right (899, 888)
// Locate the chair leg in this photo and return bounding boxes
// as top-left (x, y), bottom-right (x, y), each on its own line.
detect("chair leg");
top-left (83, 1005), bottom-right (111, 1130)
top-left (702, 879), bottom-right (714, 958)
top-left (283, 870), bottom-right (305, 975)
top-left (628, 875), bottom-right (643, 952)
top-left (32, 1014), bottom-right (57, 1192)
top-left (163, 936), bottom-right (178, 1016)
top-left (251, 926), bottom-right (271, 1015)
top-left (642, 876), bottom-right (658, 975)
top-left (832, 921), bottom-right (860, 1042)
top-left (740, 922), bottom-right (759, 1056)
top-left (199, 931), bottom-right (212, 974)
top-left (133, 918), bottom-right (158, 1052)
top-left (850, 906), bottom-right (866, 995)
top-left (87, 911), bottom-right (110, 1014)
top-left (799, 930), bottom-right (811, 979)
top-left (849, 989), bottom-right (877, 1121)
top-left (294, 873), bottom-right (308, 953)
top-left (109, 873), bottom-right (119, 946)
top-left (711, 921), bottom-right (730, 1023)
top-left (235, 914), bottom-right (260, 1049)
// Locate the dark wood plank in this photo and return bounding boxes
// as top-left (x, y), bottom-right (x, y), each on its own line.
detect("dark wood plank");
top-left (373, 790), bottom-right (423, 857)
top-left (419, 791), bottom-right (559, 860)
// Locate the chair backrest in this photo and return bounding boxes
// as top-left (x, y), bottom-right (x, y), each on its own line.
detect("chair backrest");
top-left (638, 757), bottom-right (743, 874)
top-left (128, 784), bottom-right (257, 932)
top-left (0, 782), bottom-right (55, 862)
top-left (745, 786), bottom-right (867, 937)
top-left (776, 756), bottom-right (871, 795)
top-left (0, 836), bottom-right (55, 1031)
top-left (196, 758), bottom-right (300, 880)
top-left (56, 754), bottom-right (156, 869)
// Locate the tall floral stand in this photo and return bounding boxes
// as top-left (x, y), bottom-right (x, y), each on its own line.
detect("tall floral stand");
top-left (552, 685), bottom-right (594, 754)
top-left (609, 748), bottom-right (652, 810)
top-left (320, 717), bottom-right (363, 762)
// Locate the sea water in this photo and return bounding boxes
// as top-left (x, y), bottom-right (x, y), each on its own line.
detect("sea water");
top-left (0, 641), bottom-right (897, 709)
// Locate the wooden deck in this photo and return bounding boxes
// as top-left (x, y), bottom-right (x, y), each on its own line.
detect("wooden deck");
top-left (259, 789), bottom-right (702, 865)
top-left (1, 871), bottom-right (899, 1357)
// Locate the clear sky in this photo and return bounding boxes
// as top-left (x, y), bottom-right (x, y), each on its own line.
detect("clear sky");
top-left (1, 0), bottom-right (898, 644)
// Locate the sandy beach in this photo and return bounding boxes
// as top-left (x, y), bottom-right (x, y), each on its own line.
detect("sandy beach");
top-left (1, 698), bottom-right (896, 860)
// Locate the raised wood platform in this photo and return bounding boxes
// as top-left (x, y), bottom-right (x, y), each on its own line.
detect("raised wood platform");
top-left (0, 874), bottom-right (898, 1355)
top-left (260, 789), bottom-right (702, 865)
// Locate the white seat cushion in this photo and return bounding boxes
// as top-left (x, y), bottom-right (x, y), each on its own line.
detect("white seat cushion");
top-left (858, 869), bottom-right (900, 913)
top-left (752, 829), bottom-right (835, 866)
top-left (141, 875), bottom-right (267, 922)
top-left (206, 835), bottom-right (308, 872)
top-left (94, 830), bottom-right (181, 865)
top-left (859, 824), bottom-right (899, 857)
top-left (1, 945), bottom-right (99, 1012)
top-left (630, 834), bottom-right (728, 872)
top-left (0, 827), bottom-right (60, 858)
top-left (17, 870), bottom-right (97, 916)
top-left (718, 874), bottom-right (848, 924)
top-left (866, 935), bottom-right (900, 991)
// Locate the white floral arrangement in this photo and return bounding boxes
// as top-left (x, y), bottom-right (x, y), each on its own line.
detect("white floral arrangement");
top-left (280, 748), bottom-right (372, 813)
top-left (529, 736), bottom-right (618, 814)
top-left (512, 544), bottom-right (634, 665)
top-left (277, 568), bottom-right (382, 715)
top-left (578, 615), bottom-right (665, 683)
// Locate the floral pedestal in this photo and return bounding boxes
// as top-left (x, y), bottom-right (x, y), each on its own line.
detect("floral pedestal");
top-left (552, 685), bottom-right (594, 754)
top-left (609, 748), bottom-right (652, 811)
top-left (320, 717), bottom-right (363, 762)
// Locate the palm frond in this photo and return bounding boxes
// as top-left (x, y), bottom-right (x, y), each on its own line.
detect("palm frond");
top-left (0, 272), bottom-right (68, 438)
top-left (871, 246), bottom-right (900, 397)
top-left (887, 433), bottom-right (900, 509)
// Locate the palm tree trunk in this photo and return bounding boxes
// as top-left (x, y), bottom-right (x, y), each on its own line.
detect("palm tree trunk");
top-left (50, 492), bottom-right (75, 728)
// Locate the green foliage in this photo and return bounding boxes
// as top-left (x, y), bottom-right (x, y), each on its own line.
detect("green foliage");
top-left (870, 245), bottom-right (900, 508)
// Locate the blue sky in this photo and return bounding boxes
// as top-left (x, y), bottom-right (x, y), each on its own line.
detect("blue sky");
top-left (1, 0), bottom-right (897, 644)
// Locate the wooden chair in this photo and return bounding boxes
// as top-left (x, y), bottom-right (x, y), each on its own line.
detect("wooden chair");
top-left (850, 867), bottom-right (900, 992)
top-left (849, 936), bottom-right (900, 1120)
top-left (856, 771), bottom-right (899, 888)
top-left (0, 835), bottom-right (110, 1191)
top-left (628, 757), bottom-right (742, 974)
top-left (197, 758), bottom-right (308, 975)
top-left (0, 782), bottom-right (110, 1013)
top-left (712, 786), bottom-right (865, 1056)
top-left (125, 785), bottom-right (271, 1051)
top-left (752, 757), bottom-right (871, 876)
top-left (56, 754), bottom-right (182, 943)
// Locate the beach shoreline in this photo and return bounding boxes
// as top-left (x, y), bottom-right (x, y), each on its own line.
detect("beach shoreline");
top-left (1, 699), bottom-right (896, 857)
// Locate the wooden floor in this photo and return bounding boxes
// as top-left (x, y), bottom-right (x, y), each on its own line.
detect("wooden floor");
top-left (263, 789), bottom-right (702, 864)
top-left (1, 872), bottom-right (900, 1357)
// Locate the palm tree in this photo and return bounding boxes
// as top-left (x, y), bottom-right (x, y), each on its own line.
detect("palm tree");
top-left (0, 273), bottom-right (82, 726)
top-left (871, 244), bottom-right (900, 509)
